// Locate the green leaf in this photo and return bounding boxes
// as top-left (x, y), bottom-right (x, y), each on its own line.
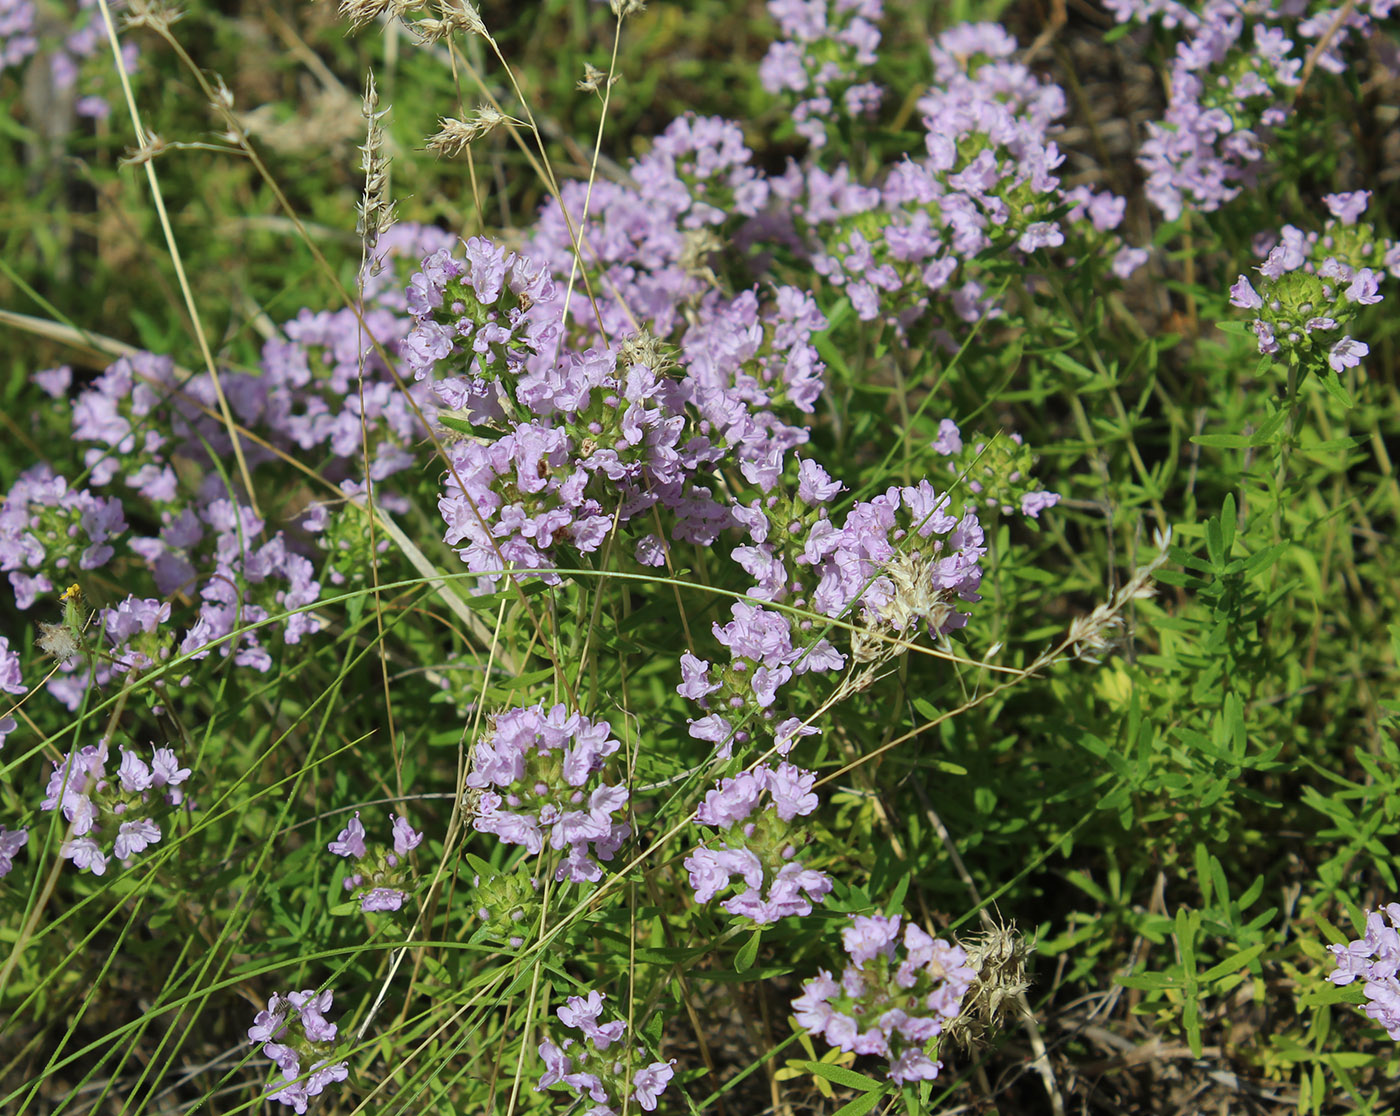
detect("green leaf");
top-left (735, 929), bottom-right (762, 972)
top-left (1317, 372), bottom-right (1354, 410)
top-left (1191, 433), bottom-right (1255, 449)
top-left (1200, 942), bottom-right (1268, 983)
top-left (801, 1061), bottom-right (884, 1092)
top-left (831, 1092), bottom-right (883, 1116)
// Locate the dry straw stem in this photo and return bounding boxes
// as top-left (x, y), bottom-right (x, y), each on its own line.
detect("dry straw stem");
top-left (94, 0), bottom-right (261, 518)
top-left (556, 2), bottom-right (630, 343)
top-left (353, 69), bottom-right (405, 803)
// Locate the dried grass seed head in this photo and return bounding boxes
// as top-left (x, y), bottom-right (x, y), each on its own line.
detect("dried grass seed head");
top-left (946, 920), bottom-right (1034, 1049)
top-left (339, 0), bottom-right (421, 31)
top-left (578, 62), bottom-right (616, 94)
top-left (427, 105), bottom-right (511, 158)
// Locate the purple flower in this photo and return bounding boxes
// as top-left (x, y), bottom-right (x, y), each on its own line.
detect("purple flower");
top-left (61, 836), bottom-right (108, 875)
top-left (632, 1061), bottom-right (676, 1111)
top-left (1345, 269), bottom-right (1382, 306)
top-left (0, 825), bottom-right (28, 878)
top-left (150, 748), bottom-right (191, 801)
top-left (932, 419), bottom-right (962, 456)
top-left (538, 989), bottom-right (673, 1112)
top-left (113, 818), bottom-right (161, 860)
top-left (795, 914), bottom-right (975, 1083)
top-left (677, 652), bottom-right (720, 703)
top-left (117, 747), bottom-right (154, 793)
top-left (360, 888), bottom-right (407, 912)
top-left (796, 458), bottom-right (843, 505)
top-left (558, 991), bottom-right (627, 1051)
top-left (1228, 276), bottom-right (1262, 309)
top-left (250, 990), bottom-right (348, 1110)
top-left (327, 812), bottom-right (422, 911)
top-left (1015, 221), bottom-right (1064, 252)
top-left (467, 704), bottom-right (629, 882)
top-left (390, 814), bottom-right (423, 855)
top-left (686, 763), bottom-right (829, 924)
top-left (1328, 337), bottom-right (1369, 373)
top-left (0, 636), bottom-right (25, 695)
top-left (328, 814), bottom-right (367, 858)
top-left (1019, 490), bottom-right (1061, 519)
top-left (1330, 905), bottom-right (1400, 1038)
top-left (33, 365), bottom-right (72, 398)
top-left (1324, 190), bottom-right (1371, 225)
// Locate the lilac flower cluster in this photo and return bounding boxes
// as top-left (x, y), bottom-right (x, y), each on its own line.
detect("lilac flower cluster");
top-left (1112, 0), bottom-right (1397, 219)
top-left (793, 913), bottom-right (977, 1084)
top-left (1329, 904), bottom-right (1400, 1039)
top-left (1138, 1), bottom-right (1299, 218)
top-left (434, 342), bottom-right (701, 588)
top-left (680, 462), bottom-right (986, 760)
top-left (405, 228), bottom-right (773, 588)
top-left (399, 116), bottom-right (850, 592)
top-left (527, 114), bottom-right (770, 339)
top-left (35, 739), bottom-right (190, 877)
top-left (758, 0), bottom-right (884, 149)
top-left (327, 811), bottom-right (423, 913)
top-left (0, 824), bottom-right (28, 878)
top-left (465, 703), bottom-right (630, 883)
top-left (537, 990), bottom-right (675, 1114)
top-left (931, 419), bottom-right (1062, 521)
top-left (0, 0), bottom-right (37, 71)
top-left (247, 989), bottom-right (350, 1113)
top-left (764, 21), bottom-right (1145, 342)
top-left (1, 225), bottom-right (458, 719)
top-left (0, 464), bottom-right (125, 609)
top-left (1228, 191), bottom-right (1399, 372)
top-left (684, 762), bottom-right (832, 924)
top-left (0, 634), bottom-right (27, 748)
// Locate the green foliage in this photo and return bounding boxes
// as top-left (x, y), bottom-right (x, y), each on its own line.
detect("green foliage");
top-left (2, 1), bottom-right (1400, 1114)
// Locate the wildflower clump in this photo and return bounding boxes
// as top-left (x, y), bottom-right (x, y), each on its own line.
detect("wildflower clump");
top-left (1228, 191), bottom-right (1399, 374)
top-left (247, 989), bottom-right (350, 1113)
top-left (0, 465), bottom-right (125, 608)
top-left (38, 740), bottom-right (191, 876)
top-left (1329, 904), bottom-right (1400, 1038)
top-left (759, 0), bottom-right (884, 149)
top-left (327, 811), bottom-right (423, 913)
top-left (466, 703), bottom-right (630, 883)
top-left (678, 462), bottom-right (988, 759)
top-left (768, 21), bottom-right (1146, 344)
top-left (684, 762), bottom-right (832, 924)
top-left (537, 991), bottom-right (675, 1113)
top-left (792, 913), bottom-right (976, 1084)
top-left (1110, 0), bottom-right (1396, 219)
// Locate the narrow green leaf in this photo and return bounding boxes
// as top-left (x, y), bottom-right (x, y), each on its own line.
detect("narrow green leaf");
top-left (735, 929), bottom-right (762, 972)
top-left (803, 1062), bottom-right (884, 1093)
